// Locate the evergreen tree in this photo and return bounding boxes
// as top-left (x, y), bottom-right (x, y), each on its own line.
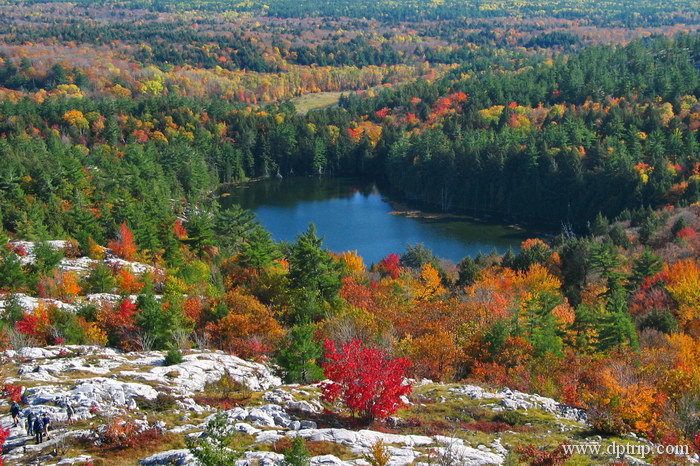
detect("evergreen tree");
top-left (456, 256), bottom-right (480, 288)
top-left (629, 248), bottom-right (662, 290)
top-left (239, 226), bottom-right (280, 271)
top-left (215, 204), bottom-right (258, 253)
top-left (283, 435), bottom-right (311, 466)
top-left (186, 413), bottom-right (243, 466)
top-left (84, 263), bottom-right (116, 293)
top-left (590, 212), bottom-right (610, 236)
top-left (288, 224), bottom-right (342, 305)
top-left (277, 323), bottom-right (324, 384)
top-left (136, 292), bottom-right (183, 349)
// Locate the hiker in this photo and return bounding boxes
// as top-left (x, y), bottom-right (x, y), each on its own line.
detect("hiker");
top-left (26, 411), bottom-right (35, 436)
top-left (42, 412), bottom-right (51, 440)
top-left (33, 416), bottom-right (44, 444)
top-left (66, 403), bottom-right (75, 424)
top-left (10, 401), bottom-right (21, 427)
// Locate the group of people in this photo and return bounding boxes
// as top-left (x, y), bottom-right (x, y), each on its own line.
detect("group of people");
top-left (10, 399), bottom-right (76, 444)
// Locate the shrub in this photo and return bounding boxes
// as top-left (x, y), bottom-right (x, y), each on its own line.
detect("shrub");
top-left (363, 439), bottom-right (391, 466)
top-left (321, 338), bottom-right (412, 421)
top-left (164, 348), bottom-right (184, 366)
top-left (186, 413), bottom-right (243, 466)
top-left (0, 427), bottom-right (9, 465)
top-left (463, 421), bottom-right (511, 433)
top-left (283, 435), bottom-right (311, 466)
top-left (134, 393), bottom-right (177, 412)
top-left (4, 383), bottom-right (24, 403)
top-left (193, 372), bottom-right (252, 409)
top-left (493, 410), bottom-right (526, 426)
top-left (515, 443), bottom-right (572, 466)
top-left (83, 418), bottom-right (163, 450)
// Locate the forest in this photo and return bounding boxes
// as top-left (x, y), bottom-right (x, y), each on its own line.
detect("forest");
top-left (0, 0), bottom-right (700, 463)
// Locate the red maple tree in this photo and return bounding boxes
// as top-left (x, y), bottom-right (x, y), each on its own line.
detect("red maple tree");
top-left (108, 222), bottom-right (138, 260)
top-left (321, 338), bottom-right (412, 420)
top-left (377, 253), bottom-right (402, 279)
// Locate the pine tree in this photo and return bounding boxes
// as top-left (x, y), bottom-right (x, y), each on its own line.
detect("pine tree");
top-left (84, 263), bottom-right (116, 293)
top-left (457, 256), bottom-right (480, 288)
top-left (288, 224), bottom-right (341, 305)
top-left (239, 226), bottom-right (280, 271)
top-left (277, 323), bottom-right (324, 384)
top-left (215, 204), bottom-right (258, 253)
top-left (629, 248), bottom-right (661, 290)
top-left (283, 435), bottom-right (311, 466)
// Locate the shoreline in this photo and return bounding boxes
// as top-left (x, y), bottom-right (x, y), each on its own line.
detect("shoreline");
top-left (384, 198), bottom-right (532, 234)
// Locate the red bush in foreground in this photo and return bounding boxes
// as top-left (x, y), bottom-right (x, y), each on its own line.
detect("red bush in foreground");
top-left (0, 427), bottom-right (9, 466)
top-left (321, 338), bottom-right (412, 420)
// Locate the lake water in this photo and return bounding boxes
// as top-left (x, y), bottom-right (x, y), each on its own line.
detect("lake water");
top-left (224, 177), bottom-right (527, 264)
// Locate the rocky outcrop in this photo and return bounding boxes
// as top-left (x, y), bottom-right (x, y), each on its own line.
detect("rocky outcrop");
top-left (449, 384), bottom-right (588, 423)
top-left (6, 346), bottom-right (682, 466)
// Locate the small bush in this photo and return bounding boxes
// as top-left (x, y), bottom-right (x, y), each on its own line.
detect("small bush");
top-left (134, 393), bottom-right (177, 412)
top-left (462, 421), bottom-right (511, 433)
top-left (283, 435), bottom-right (311, 466)
top-left (515, 443), bottom-right (572, 466)
top-left (164, 348), bottom-right (184, 366)
top-left (363, 439), bottom-right (391, 466)
top-left (193, 372), bottom-right (252, 409)
top-left (81, 418), bottom-right (163, 450)
top-left (493, 410), bottom-right (525, 426)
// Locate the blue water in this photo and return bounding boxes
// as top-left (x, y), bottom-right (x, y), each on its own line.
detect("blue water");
top-left (224, 177), bottom-right (526, 264)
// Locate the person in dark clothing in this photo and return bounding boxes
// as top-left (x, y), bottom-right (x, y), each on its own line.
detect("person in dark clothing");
top-left (33, 417), bottom-right (44, 444)
top-left (10, 401), bottom-right (21, 427)
top-left (26, 411), bottom-right (35, 436)
top-left (41, 412), bottom-right (51, 440)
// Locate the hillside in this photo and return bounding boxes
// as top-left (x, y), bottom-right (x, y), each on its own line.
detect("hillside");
top-left (1, 345), bottom-right (672, 466)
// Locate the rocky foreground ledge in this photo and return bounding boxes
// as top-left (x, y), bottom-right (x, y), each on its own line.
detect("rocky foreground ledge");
top-left (0, 346), bottom-right (681, 465)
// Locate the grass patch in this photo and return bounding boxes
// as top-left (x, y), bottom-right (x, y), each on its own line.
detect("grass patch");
top-left (291, 92), bottom-right (343, 114)
top-left (269, 438), bottom-right (355, 460)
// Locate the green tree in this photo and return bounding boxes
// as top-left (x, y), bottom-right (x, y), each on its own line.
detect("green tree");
top-left (283, 435), bottom-right (311, 466)
top-left (629, 248), bottom-right (661, 290)
top-left (84, 263), bottom-right (116, 293)
top-left (0, 253), bottom-right (25, 291)
top-left (288, 224), bottom-right (342, 306)
top-left (277, 323), bottom-right (324, 383)
top-left (186, 413), bottom-right (243, 466)
top-left (135, 292), bottom-right (183, 349)
top-left (239, 226), bottom-right (280, 271)
top-left (456, 256), bottom-right (480, 288)
top-left (215, 204), bottom-right (258, 253)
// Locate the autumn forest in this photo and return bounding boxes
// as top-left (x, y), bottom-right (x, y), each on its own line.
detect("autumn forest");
top-left (1, 0), bottom-right (700, 464)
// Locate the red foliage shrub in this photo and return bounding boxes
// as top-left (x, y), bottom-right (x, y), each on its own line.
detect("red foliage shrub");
top-left (321, 338), bottom-right (412, 420)
top-left (463, 421), bottom-right (511, 433)
top-left (516, 443), bottom-right (573, 466)
top-left (108, 222), bottom-right (137, 260)
top-left (11, 243), bottom-right (27, 256)
top-left (676, 226), bottom-right (697, 240)
top-left (0, 427), bottom-right (9, 466)
top-left (3, 383), bottom-right (24, 402)
top-left (85, 418), bottom-right (162, 450)
top-left (173, 219), bottom-right (187, 239)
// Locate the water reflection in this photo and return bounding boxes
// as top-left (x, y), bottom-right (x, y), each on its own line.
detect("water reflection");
top-left (223, 177), bottom-right (527, 264)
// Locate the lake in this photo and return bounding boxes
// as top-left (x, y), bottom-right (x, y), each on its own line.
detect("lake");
top-left (223, 177), bottom-right (528, 264)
